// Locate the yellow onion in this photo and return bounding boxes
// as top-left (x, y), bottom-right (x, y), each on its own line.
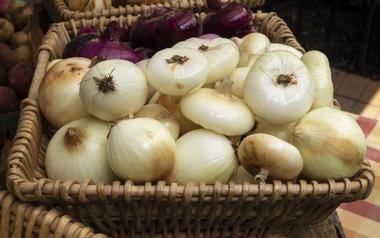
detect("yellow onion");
top-left (292, 107), bottom-right (366, 179)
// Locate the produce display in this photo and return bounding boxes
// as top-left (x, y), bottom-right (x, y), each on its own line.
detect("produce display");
top-left (0, 1), bottom-right (34, 147)
top-left (41, 3), bottom-right (367, 185)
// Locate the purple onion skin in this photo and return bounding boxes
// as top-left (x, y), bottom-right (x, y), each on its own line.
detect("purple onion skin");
top-left (62, 34), bottom-right (99, 59)
top-left (135, 47), bottom-right (156, 60)
top-left (203, 3), bottom-right (253, 38)
top-left (155, 10), bottom-right (202, 49)
top-left (129, 7), bottom-right (172, 48)
top-left (101, 21), bottom-right (122, 41)
top-left (235, 25), bottom-right (257, 38)
top-left (199, 33), bottom-right (221, 40)
top-left (77, 26), bottom-right (101, 37)
top-left (206, 0), bottom-right (223, 11)
top-left (78, 41), bottom-right (140, 63)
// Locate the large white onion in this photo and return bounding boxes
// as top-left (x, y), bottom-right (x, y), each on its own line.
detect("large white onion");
top-left (292, 107), bottom-right (366, 180)
top-left (45, 117), bottom-right (116, 183)
top-left (80, 59), bottom-right (148, 121)
top-left (244, 50), bottom-right (314, 124)
top-left (171, 129), bottom-right (237, 184)
top-left (228, 67), bottom-right (250, 98)
top-left (238, 32), bottom-right (270, 67)
top-left (146, 48), bottom-right (209, 96)
top-left (180, 79), bottom-right (255, 136)
top-left (39, 57), bottom-right (90, 128)
top-left (268, 43), bottom-right (303, 58)
top-left (173, 37), bottom-right (239, 84)
top-left (136, 59), bottom-right (156, 102)
top-left (107, 118), bottom-right (176, 183)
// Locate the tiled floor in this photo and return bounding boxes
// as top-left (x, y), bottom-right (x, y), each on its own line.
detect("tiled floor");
top-left (333, 68), bottom-right (380, 119)
top-left (332, 68), bottom-right (380, 238)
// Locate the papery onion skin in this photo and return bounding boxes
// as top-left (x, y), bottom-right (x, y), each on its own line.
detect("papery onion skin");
top-left (80, 59), bottom-right (148, 121)
top-left (39, 57), bottom-right (90, 128)
top-left (45, 117), bottom-right (117, 183)
top-left (135, 104), bottom-right (180, 139)
top-left (292, 107), bottom-right (366, 180)
top-left (238, 133), bottom-right (303, 180)
top-left (147, 47), bottom-right (209, 96)
top-left (244, 50), bottom-right (314, 124)
top-left (301, 50), bottom-right (334, 109)
top-left (171, 129), bottom-right (237, 184)
top-left (268, 43), bottom-right (303, 58)
top-left (107, 118), bottom-right (176, 182)
top-left (203, 3), bottom-right (252, 38)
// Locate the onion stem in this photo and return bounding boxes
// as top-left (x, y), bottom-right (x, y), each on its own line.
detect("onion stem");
top-left (165, 55), bottom-right (189, 64)
top-left (254, 168), bottom-right (269, 182)
top-left (276, 74), bottom-right (297, 86)
top-left (64, 127), bottom-right (83, 147)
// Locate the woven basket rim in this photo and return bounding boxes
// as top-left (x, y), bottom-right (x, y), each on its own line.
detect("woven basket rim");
top-left (6, 12), bottom-right (375, 206)
top-left (45, 0), bottom-right (266, 21)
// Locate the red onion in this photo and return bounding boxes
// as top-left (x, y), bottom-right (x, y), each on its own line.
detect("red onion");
top-left (77, 26), bottom-right (100, 37)
top-left (0, 0), bottom-right (10, 17)
top-left (155, 9), bottom-right (202, 48)
top-left (62, 34), bottom-right (98, 59)
top-left (206, 0), bottom-right (223, 11)
top-left (6, 62), bottom-right (34, 99)
top-left (199, 33), bottom-right (221, 40)
top-left (0, 86), bottom-right (18, 114)
top-left (129, 7), bottom-right (172, 48)
top-left (203, 3), bottom-right (252, 38)
top-left (236, 25), bottom-right (257, 38)
top-left (78, 21), bottom-right (140, 63)
top-left (135, 47), bottom-right (155, 60)
top-left (0, 64), bottom-right (5, 85)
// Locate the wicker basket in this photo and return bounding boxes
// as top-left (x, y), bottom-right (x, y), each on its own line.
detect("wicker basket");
top-left (7, 12), bottom-right (375, 237)
top-left (0, 190), bottom-right (107, 237)
top-left (43, 0), bottom-right (265, 21)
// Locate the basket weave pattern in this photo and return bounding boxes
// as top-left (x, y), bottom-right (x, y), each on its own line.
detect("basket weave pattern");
top-left (45, 0), bottom-right (265, 21)
top-left (6, 13), bottom-right (375, 237)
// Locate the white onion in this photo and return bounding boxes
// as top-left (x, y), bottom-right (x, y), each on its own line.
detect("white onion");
top-left (181, 79), bottom-right (255, 136)
top-left (238, 133), bottom-right (303, 181)
top-left (238, 32), bottom-right (270, 67)
top-left (173, 37), bottom-right (239, 84)
top-left (301, 50), bottom-right (334, 109)
top-left (80, 59), bottom-right (148, 121)
top-left (171, 129), bottom-right (237, 184)
top-left (292, 107), bottom-right (366, 179)
top-left (135, 104), bottom-right (180, 139)
top-left (146, 48), bottom-right (209, 96)
top-left (268, 43), bottom-right (303, 58)
top-left (45, 117), bottom-right (116, 183)
top-left (244, 50), bottom-right (314, 124)
top-left (253, 118), bottom-right (296, 142)
top-left (228, 67), bottom-right (250, 98)
top-left (107, 118), bottom-right (176, 183)
top-left (136, 59), bottom-right (157, 102)
top-left (39, 57), bottom-right (90, 128)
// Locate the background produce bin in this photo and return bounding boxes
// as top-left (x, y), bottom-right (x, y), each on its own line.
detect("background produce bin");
top-left (42, 0), bottom-right (265, 22)
top-left (6, 10), bottom-right (375, 237)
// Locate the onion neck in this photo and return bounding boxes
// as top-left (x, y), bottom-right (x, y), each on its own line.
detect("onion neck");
top-left (94, 69), bottom-right (116, 94)
top-left (165, 55), bottom-right (189, 65)
top-left (215, 78), bottom-right (233, 97)
top-left (64, 127), bottom-right (84, 149)
top-left (254, 168), bottom-right (269, 183)
top-left (276, 74), bottom-right (297, 87)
